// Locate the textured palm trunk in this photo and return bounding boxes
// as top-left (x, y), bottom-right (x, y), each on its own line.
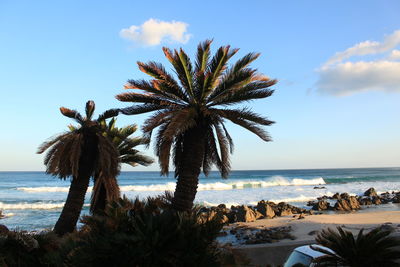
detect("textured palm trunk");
top-left (90, 175), bottom-right (120, 214)
top-left (172, 125), bottom-right (206, 211)
top-left (53, 132), bottom-right (98, 236)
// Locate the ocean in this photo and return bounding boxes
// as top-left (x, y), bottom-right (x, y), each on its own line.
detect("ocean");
top-left (0, 167), bottom-right (399, 231)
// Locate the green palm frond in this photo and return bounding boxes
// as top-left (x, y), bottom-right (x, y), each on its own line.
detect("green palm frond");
top-left (312, 226), bottom-right (400, 267)
top-left (117, 40), bottom-right (276, 179)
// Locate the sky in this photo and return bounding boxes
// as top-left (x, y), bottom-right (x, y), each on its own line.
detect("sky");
top-left (0, 0), bottom-right (399, 171)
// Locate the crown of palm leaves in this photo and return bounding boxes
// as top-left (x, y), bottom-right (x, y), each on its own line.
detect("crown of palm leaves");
top-left (37, 101), bottom-right (120, 179)
top-left (117, 40), bottom-right (276, 177)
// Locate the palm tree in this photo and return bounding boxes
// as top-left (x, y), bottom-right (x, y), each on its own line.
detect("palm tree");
top-left (116, 40), bottom-right (276, 211)
top-left (37, 101), bottom-right (120, 236)
top-left (312, 226), bottom-right (400, 267)
top-left (90, 118), bottom-right (154, 213)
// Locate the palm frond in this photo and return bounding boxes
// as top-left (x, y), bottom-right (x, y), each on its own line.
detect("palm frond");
top-left (97, 109), bottom-right (119, 122)
top-left (118, 104), bottom-right (168, 115)
top-left (85, 101), bottom-right (95, 119)
top-left (59, 107), bottom-right (83, 124)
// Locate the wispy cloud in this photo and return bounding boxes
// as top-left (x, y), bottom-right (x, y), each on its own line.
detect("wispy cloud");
top-left (316, 30), bottom-right (400, 96)
top-left (120, 19), bottom-right (191, 47)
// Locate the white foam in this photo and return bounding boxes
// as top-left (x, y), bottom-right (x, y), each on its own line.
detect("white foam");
top-left (0, 202), bottom-right (89, 210)
top-left (17, 177), bottom-right (327, 193)
top-left (17, 186), bottom-right (94, 193)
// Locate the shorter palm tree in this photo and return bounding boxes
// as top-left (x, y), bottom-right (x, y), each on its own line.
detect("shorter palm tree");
top-left (37, 101), bottom-right (120, 236)
top-left (90, 118), bottom-right (154, 213)
top-left (312, 226), bottom-right (400, 267)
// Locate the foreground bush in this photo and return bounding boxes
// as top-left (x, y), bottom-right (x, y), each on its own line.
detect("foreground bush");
top-left (0, 228), bottom-right (60, 266)
top-left (1, 194), bottom-right (226, 266)
top-left (312, 226), bottom-right (400, 267)
top-left (62, 195), bottom-right (223, 266)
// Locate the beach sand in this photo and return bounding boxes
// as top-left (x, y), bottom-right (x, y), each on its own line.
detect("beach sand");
top-left (229, 210), bottom-right (400, 266)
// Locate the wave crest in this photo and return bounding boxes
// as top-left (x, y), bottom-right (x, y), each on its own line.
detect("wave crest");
top-left (17, 177), bottom-right (326, 193)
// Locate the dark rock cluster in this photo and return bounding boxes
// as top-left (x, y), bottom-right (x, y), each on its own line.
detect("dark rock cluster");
top-left (199, 187), bottom-right (400, 224)
top-left (198, 201), bottom-right (309, 224)
top-left (307, 188), bottom-right (400, 212)
top-left (0, 210), bottom-right (4, 219)
top-left (228, 225), bottom-right (295, 245)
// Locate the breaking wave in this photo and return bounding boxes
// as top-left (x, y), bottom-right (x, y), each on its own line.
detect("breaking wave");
top-left (17, 176), bottom-right (326, 193)
top-left (0, 202), bottom-right (89, 210)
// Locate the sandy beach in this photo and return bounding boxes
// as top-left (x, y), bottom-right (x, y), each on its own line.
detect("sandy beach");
top-left (227, 210), bottom-right (400, 266)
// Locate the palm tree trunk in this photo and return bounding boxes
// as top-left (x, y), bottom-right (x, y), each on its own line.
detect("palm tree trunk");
top-left (172, 125), bottom-right (206, 211)
top-left (53, 132), bottom-right (98, 236)
top-left (53, 174), bottom-right (90, 235)
top-left (90, 175), bottom-right (120, 214)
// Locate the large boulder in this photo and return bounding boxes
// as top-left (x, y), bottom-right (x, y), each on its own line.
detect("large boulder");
top-left (348, 196), bottom-right (361, 209)
top-left (312, 200), bottom-right (330, 211)
top-left (364, 188), bottom-right (378, 197)
top-left (274, 202), bottom-right (293, 217)
top-left (334, 196), bottom-right (360, 211)
top-left (334, 199), bottom-right (351, 211)
top-left (256, 201), bottom-right (275, 218)
top-left (331, 193), bottom-right (341, 199)
top-left (235, 205), bottom-right (257, 222)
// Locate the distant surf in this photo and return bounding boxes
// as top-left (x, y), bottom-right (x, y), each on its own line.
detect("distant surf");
top-left (16, 176), bottom-right (326, 193)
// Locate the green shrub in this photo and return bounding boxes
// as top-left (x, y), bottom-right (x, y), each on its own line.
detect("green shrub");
top-left (0, 229), bottom-right (60, 266)
top-left (60, 194), bottom-right (224, 267)
top-left (312, 226), bottom-right (400, 267)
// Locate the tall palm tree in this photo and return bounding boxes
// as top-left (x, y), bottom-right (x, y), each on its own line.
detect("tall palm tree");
top-left (312, 226), bottom-right (400, 266)
top-left (37, 101), bottom-right (120, 235)
top-left (116, 40), bottom-right (276, 211)
top-left (90, 118), bottom-right (154, 213)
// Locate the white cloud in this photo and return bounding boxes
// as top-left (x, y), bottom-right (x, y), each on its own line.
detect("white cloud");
top-left (325, 30), bottom-right (400, 66)
top-left (317, 30), bottom-right (400, 95)
top-left (389, 49), bottom-right (400, 60)
top-left (317, 61), bottom-right (400, 96)
top-left (120, 18), bottom-right (191, 46)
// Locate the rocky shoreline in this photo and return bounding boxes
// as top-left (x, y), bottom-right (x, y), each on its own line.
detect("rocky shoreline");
top-left (198, 187), bottom-right (400, 224)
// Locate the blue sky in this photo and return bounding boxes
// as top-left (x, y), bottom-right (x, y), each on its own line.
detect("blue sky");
top-left (1, 0), bottom-right (399, 171)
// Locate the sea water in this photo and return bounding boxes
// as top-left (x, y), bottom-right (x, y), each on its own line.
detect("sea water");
top-left (0, 168), bottom-right (399, 230)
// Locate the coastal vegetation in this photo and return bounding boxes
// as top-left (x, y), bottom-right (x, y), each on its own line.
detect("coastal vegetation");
top-left (89, 118), bottom-right (153, 214)
top-left (0, 195), bottom-right (231, 267)
top-left (117, 40), bottom-right (276, 211)
top-left (312, 226), bottom-right (400, 266)
top-left (37, 101), bottom-right (120, 235)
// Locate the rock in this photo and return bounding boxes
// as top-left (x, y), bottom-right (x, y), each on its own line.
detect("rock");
top-left (307, 200), bottom-right (316, 206)
top-left (255, 210), bottom-right (264, 220)
top-left (279, 209), bottom-right (293, 217)
top-left (364, 188), bottom-right (378, 197)
top-left (358, 197), bottom-right (372, 205)
top-left (313, 186), bottom-right (326, 189)
top-left (340, 193), bottom-right (350, 199)
top-left (348, 196), bottom-right (361, 209)
top-left (256, 201), bottom-right (275, 218)
top-left (334, 199), bottom-right (351, 211)
top-left (308, 209), bottom-right (314, 215)
top-left (334, 196), bottom-right (360, 211)
top-left (372, 197), bottom-right (382, 205)
top-left (392, 196), bottom-right (400, 203)
top-left (0, 210), bottom-right (3, 219)
top-left (298, 213), bottom-right (305, 220)
top-left (217, 204), bottom-right (227, 209)
top-left (235, 205), bottom-right (257, 222)
top-left (312, 200), bottom-right (330, 211)
top-left (332, 193), bottom-right (341, 199)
